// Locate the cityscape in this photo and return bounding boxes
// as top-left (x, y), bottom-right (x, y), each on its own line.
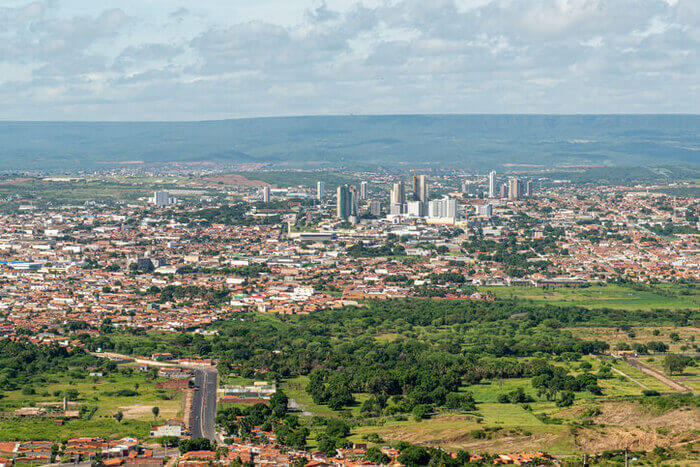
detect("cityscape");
top-left (0, 0), bottom-right (698, 466)
top-left (0, 164), bottom-right (697, 466)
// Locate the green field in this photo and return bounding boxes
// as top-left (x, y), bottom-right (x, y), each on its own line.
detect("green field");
top-left (477, 284), bottom-right (699, 311)
top-left (0, 369), bottom-right (183, 441)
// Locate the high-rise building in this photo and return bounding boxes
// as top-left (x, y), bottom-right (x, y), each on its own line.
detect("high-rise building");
top-left (406, 200), bottom-right (425, 217)
top-left (499, 184), bottom-right (508, 199)
top-left (389, 203), bottom-right (405, 216)
top-left (412, 174), bottom-right (420, 200)
top-left (349, 185), bottom-right (359, 217)
top-left (153, 191), bottom-right (173, 206)
top-left (337, 185), bottom-right (358, 219)
top-left (360, 181), bottom-right (368, 199)
top-left (508, 178), bottom-right (521, 200)
top-left (260, 186), bottom-right (271, 202)
top-left (428, 196), bottom-right (457, 219)
top-left (336, 185), bottom-right (351, 219)
top-left (390, 181), bottom-right (405, 205)
top-left (416, 175), bottom-right (428, 202)
top-left (476, 204), bottom-right (493, 217)
top-left (316, 181), bottom-right (325, 200)
top-left (488, 171), bottom-right (497, 198)
top-left (525, 180), bottom-right (532, 197)
top-left (370, 200), bottom-right (381, 217)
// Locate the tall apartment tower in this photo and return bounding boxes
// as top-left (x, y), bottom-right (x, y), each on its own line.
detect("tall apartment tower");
top-left (153, 191), bottom-right (172, 206)
top-left (488, 171), bottom-right (497, 198)
top-left (525, 180), bottom-right (532, 197)
top-left (428, 196), bottom-right (457, 219)
top-left (360, 181), bottom-right (368, 199)
top-left (370, 200), bottom-right (381, 217)
top-left (260, 186), bottom-right (271, 202)
top-left (415, 175), bottom-right (428, 202)
top-left (336, 185), bottom-right (351, 219)
top-left (508, 178), bottom-right (521, 200)
top-left (390, 181), bottom-right (406, 205)
top-left (316, 181), bottom-right (325, 200)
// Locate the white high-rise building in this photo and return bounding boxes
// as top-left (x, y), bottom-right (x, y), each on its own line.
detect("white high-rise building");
top-left (476, 204), bottom-right (493, 218)
top-left (428, 196), bottom-right (457, 220)
top-left (488, 171), bottom-right (497, 198)
top-left (316, 181), bottom-right (325, 200)
top-left (260, 186), bottom-right (271, 202)
top-left (390, 181), bottom-right (405, 205)
top-left (360, 181), bottom-right (368, 199)
top-left (406, 201), bottom-right (425, 217)
top-left (152, 191), bottom-right (173, 206)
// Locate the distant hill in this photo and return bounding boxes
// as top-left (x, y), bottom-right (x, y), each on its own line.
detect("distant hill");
top-left (0, 115), bottom-right (697, 170)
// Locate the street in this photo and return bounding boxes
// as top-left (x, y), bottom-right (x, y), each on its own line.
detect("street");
top-left (189, 367), bottom-right (218, 441)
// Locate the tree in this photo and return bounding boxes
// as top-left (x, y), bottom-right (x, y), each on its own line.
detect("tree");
top-left (398, 445), bottom-right (430, 466)
top-left (365, 446), bottom-right (390, 465)
top-left (663, 354), bottom-right (688, 375)
top-left (152, 406), bottom-right (160, 419)
top-left (556, 391), bottom-right (575, 407)
top-left (179, 438), bottom-right (213, 454)
top-left (114, 411), bottom-right (123, 423)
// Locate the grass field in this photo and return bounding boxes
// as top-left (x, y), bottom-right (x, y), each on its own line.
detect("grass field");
top-left (567, 326), bottom-right (698, 353)
top-left (0, 370), bottom-right (183, 441)
top-left (477, 284), bottom-right (699, 311)
top-left (0, 418), bottom-right (150, 442)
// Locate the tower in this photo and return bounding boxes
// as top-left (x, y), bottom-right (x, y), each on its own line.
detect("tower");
top-left (488, 171), bottom-right (497, 198)
top-left (316, 181), bottom-right (325, 200)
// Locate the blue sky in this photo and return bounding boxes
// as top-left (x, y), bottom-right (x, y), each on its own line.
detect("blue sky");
top-left (0, 0), bottom-right (697, 120)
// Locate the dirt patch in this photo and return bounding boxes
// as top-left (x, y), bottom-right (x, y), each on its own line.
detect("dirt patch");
top-left (593, 402), bottom-right (699, 431)
top-left (373, 415), bottom-right (571, 453)
top-left (574, 402), bottom-right (700, 452)
top-left (119, 403), bottom-right (178, 419)
top-left (204, 174), bottom-right (269, 188)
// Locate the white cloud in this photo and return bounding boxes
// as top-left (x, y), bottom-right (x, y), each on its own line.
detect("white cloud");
top-left (0, 0), bottom-right (696, 120)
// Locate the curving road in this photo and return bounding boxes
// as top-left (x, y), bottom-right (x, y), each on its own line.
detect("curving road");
top-left (189, 367), bottom-right (218, 441)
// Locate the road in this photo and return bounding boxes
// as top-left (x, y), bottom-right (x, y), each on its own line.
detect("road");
top-left (90, 351), bottom-right (220, 441)
top-left (626, 357), bottom-right (693, 393)
top-left (189, 367), bottom-right (218, 441)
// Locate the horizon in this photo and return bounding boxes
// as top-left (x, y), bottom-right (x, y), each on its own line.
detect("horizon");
top-left (0, 112), bottom-right (699, 124)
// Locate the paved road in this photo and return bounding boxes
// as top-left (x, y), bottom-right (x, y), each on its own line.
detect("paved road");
top-left (189, 367), bottom-right (218, 441)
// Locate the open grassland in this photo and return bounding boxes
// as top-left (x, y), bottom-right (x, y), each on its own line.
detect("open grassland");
top-left (0, 176), bottom-right (213, 205)
top-left (477, 284), bottom-right (699, 311)
top-left (0, 370), bottom-right (182, 441)
top-left (0, 418), bottom-right (150, 442)
top-left (566, 326), bottom-right (698, 354)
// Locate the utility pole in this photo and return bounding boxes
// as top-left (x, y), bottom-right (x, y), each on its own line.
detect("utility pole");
top-left (625, 448), bottom-right (629, 467)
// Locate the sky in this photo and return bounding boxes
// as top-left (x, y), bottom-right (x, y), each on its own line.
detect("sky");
top-left (0, 0), bottom-right (697, 120)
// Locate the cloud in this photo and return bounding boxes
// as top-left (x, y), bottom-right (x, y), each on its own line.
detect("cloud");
top-left (0, 0), bottom-right (696, 120)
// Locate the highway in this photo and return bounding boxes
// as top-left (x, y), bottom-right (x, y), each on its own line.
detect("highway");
top-left (189, 367), bottom-right (218, 441)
